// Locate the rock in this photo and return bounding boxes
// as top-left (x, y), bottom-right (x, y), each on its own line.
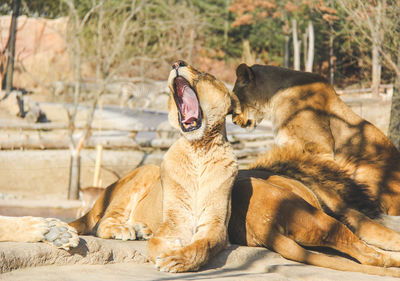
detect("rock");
top-left (0, 91), bottom-right (24, 117)
top-left (0, 16), bottom-right (69, 90)
top-left (0, 236), bottom-right (148, 274)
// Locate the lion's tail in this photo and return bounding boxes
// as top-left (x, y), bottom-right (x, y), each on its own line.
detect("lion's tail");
top-left (249, 144), bottom-right (381, 218)
top-left (271, 232), bottom-right (400, 277)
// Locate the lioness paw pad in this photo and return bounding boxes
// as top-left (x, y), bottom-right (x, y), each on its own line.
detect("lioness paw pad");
top-left (43, 218), bottom-right (79, 250)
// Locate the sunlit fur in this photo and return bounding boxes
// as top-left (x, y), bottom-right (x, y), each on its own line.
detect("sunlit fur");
top-left (0, 215), bottom-right (78, 249)
top-left (68, 64), bottom-right (400, 277)
top-left (148, 64), bottom-right (238, 272)
top-left (232, 63), bottom-right (400, 216)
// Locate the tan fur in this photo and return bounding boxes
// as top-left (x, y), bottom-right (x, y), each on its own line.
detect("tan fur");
top-left (72, 63), bottom-right (238, 272)
top-left (70, 163), bottom-right (400, 276)
top-left (231, 64), bottom-right (400, 215)
top-left (76, 186), bottom-right (105, 218)
top-left (230, 171), bottom-right (400, 276)
top-left (250, 144), bottom-right (400, 252)
top-left (68, 63), bottom-right (400, 277)
top-left (0, 215), bottom-right (79, 250)
top-left (69, 164), bottom-right (162, 240)
top-left (147, 64), bottom-right (238, 272)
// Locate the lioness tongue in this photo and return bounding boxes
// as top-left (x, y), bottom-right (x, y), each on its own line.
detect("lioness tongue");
top-left (181, 86), bottom-right (199, 123)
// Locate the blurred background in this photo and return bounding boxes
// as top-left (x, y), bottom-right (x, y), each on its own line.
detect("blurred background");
top-left (0, 0), bottom-right (399, 220)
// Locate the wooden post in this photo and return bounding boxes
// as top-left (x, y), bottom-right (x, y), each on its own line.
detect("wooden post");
top-left (292, 19), bottom-right (301, 71)
top-left (68, 151), bottom-right (81, 200)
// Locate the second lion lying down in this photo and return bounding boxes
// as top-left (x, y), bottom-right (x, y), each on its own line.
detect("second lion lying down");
top-left (70, 62), bottom-right (400, 277)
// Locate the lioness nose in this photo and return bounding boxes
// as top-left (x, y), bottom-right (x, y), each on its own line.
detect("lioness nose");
top-left (172, 60), bottom-right (187, 70)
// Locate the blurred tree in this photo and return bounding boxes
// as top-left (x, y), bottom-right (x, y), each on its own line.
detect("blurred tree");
top-left (192, 0), bottom-right (232, 58)
top-left (304, 21), bottom-right (314, 72)
top-left (314, 0), bottom-right (339, 83)
top-left (292, 18), bottom-right (301, 70)
top-left (59, 0), bottom-right (203, 198)
top-left (382, 1), bottom-right (400, 148)
top-left (229, 0), bottom-right (288, 65)
top-left (338, 0), bottom-right (385, 95)
top-left (228, 0), bottom-right (331, 71)
top-left (337, 0), bottom-right (400, 146)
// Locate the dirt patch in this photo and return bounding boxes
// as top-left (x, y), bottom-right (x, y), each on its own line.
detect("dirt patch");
top-left (1, 239), bottom-right (395, 281)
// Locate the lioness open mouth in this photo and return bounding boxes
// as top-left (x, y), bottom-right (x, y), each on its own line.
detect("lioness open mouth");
top-left (173, 76), bottom-right (202, 132)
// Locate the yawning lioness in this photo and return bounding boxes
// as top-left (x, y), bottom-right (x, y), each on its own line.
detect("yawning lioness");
top-left (68, 62), bottom-right (400, 277)
top-left (4, 62), bottom-right (400, 277)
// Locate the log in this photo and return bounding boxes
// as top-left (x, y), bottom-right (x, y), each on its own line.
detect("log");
top-left (0, 135), bottom-right (140, 150)
top-left (0, 120), bottom-right (144, 132)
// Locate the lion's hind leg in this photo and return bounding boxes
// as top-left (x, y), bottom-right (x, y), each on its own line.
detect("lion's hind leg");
top-left (96, 214), bottom-right (154, 241)
top-left (95, 191), bottom-right (154, 241)
top-left (341, 208), bottom-right (400, 252)
top-left (0, 216), bottom-right (79, 250)
top-left (97, 216), bottom-right (141, 241)
top-left (269, 232), bottom-right (400, 277)
top-left (235, 176), bottom-right (400, 276)
top-left (95, 165), bottom-right (161, 241)
top-left (289, 208), bottom-right (400, 268)
top-left (70, 164), bottom-right (161, 241)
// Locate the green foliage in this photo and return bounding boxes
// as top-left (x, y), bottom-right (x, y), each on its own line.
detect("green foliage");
top-left (2, 0), bottom-right (399, 85)
top-left (62, 0), bottom-right (203, 81)
top-left (191, 0), bottom-right (232, 54)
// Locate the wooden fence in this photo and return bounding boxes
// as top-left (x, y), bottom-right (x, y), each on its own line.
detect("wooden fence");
top-left (0, 119), bottom-right (275, 167)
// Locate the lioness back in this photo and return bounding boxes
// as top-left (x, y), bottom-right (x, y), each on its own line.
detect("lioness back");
top-left (231, 63), bottom-right (400, 215)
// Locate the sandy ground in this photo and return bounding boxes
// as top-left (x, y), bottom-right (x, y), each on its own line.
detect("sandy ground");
top-left (1, 238), bottom-right (399, 281)
top-left (5, 262), bottom-right (398, 281)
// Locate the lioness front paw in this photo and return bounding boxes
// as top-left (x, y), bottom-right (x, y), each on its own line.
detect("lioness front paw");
top-left (43, 218), bottom-right (79, 250)
top-left (134, 222), bottom-right (153, 240)
top-left (97, 218), bottom-right (136, 240)
top-left (155, 253), bottom-right (195, 273)
top-left (154, 247), bottom-right (199, 273)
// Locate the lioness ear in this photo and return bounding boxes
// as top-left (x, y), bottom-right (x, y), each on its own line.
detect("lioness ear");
top-left (236, 63), bottom-right (254, 85)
